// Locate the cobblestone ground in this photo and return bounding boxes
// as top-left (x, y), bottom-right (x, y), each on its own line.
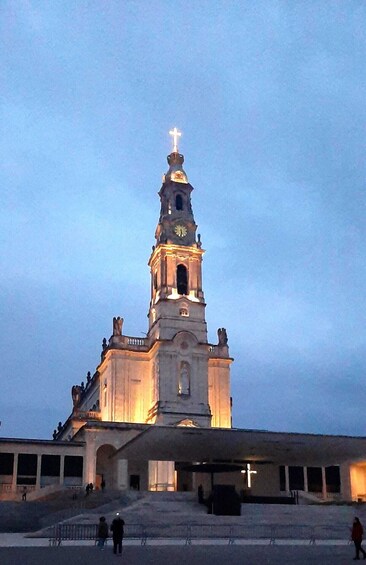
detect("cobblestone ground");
top-left (0, 544), bottom-right (359, 565)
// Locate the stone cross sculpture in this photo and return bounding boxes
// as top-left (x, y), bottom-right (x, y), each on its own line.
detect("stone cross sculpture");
top-left (113, 316), bottom-right (123, 336)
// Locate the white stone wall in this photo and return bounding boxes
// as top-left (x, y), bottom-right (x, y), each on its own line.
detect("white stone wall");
top-left (208, 358), bottom-right (232, 428)
top-left (100, 352), bottom-right (152, 424)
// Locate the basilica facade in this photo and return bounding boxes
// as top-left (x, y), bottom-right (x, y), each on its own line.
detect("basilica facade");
top-left (55, 134), bottom-right (232, 491)
top-left (2, 133), bottom-right (366, 501)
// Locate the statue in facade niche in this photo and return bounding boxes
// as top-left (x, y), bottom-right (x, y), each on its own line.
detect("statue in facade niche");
top-left (217, 327), bottom-right (228, 346)
top-left (113, 316), bottom-right (123, 336)
top-left (71, 385), bottom-right (82, 407)
top-left (179, 362), bottom-right (190, 395)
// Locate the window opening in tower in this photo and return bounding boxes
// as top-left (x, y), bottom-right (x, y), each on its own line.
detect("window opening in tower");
top-left (176, 194), bottom-right (183, 211)
top-left (177, 264), bottom-right (188, 295)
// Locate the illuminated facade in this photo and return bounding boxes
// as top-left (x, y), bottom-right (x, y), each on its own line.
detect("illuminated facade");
top-left (2, 132), bottom-right (366, 501)
top-left (47, 132), bottom-right (232, 490)
top-left (61, 135), bottom-right (232, 439)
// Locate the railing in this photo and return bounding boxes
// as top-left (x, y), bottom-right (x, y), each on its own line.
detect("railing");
top-left (149, 483), bottom-right (175, 492)
top-left (50, 523), bottom-right (146, 546)
top-left (127, 337), bottom-right (147, 347)
top-left (0, 484), bottom-right (13, 492)
top-left (16, 485), bottom-right (36, 493)
top-left (49, 522), bottom-right (352, 547)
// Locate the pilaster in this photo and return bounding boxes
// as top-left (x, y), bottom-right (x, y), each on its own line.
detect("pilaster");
top-left (84, 434), bottom-right (97, 485)
top-left (117, 459), bottom-right (128, 490)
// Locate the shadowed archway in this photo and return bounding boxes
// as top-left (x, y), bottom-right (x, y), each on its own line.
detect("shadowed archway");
top-left (96, 444), bottom-right (117, 490)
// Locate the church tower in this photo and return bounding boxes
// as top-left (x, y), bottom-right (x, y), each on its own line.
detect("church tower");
top-left (146, 128), bottom-right (211, 425)
top-left (148, 129), bottom-right (206, 343)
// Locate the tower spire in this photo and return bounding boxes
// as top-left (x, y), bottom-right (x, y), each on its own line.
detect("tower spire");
top-left (164, 128), bottom-right (188, 184)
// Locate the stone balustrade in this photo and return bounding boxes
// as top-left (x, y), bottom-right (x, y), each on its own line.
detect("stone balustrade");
top-left (75, 410), bottom-right (101, 420)
top-left (127, 337), bottom-right (147, 347)
top-left (108, 335), bottom-right (149, 351)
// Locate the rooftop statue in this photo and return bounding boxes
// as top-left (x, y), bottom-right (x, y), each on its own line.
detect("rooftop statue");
top-left (217, 327), bottom-right (228, 346)
top-left (113, 316), bottom-right (123, 336)
top-left (71, 385), bottom-right (82, 408)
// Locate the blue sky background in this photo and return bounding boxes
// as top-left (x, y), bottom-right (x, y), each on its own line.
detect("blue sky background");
top-left (1, 1), bottom-right (366, 439)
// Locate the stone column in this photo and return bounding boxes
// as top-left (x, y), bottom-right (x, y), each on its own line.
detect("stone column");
top-left (84, 434), bottom-right (96, 486)
top-left (59, 454), bottom-right (65, 486)
top-left (321, 466), bottom-right (327, 500)
top-left (12, 453), bottom-right (18, 496)
top-left (340, 462), bottom-right (352, 502)
top-left (117, 459), bottom-right (128, 490)
top-left (303, 466), bottom-right (308, 492)
top-left (36, 454), bottom-right (42, 490)
top-left (285, 465), bottom-right (290, 492)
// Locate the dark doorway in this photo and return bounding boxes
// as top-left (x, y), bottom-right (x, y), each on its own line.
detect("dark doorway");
top-left (130, 474), bottom-right (140, 490)
top-left (307, 467), bottom-right (322, 493)
top-left (326, 466), bottom-right (340, 493)
top-left (288, 466), bottom-right (304, 490)
top-left (175, 462), bottom-right (193, 492)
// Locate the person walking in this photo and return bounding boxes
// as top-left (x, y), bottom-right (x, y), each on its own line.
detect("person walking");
top-left (111, 512), bottom-right (125, 555)
top-left (351, 517), bottom-right (366, 560)
top-left (21, 486), bottom-right (27, 501)
top-left (97, 516), bottom-right (108, 550)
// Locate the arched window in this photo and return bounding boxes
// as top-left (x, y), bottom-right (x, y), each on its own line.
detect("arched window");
top-left (177, 264), bottom-right (188, 295)
top-left (175, 194), bottom-right (183, 211)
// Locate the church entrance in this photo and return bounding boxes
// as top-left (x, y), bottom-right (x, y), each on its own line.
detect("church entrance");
top-left (96, 444), bottom-right (117, 490)
top-left (350, 462), bottom-right (366, 501)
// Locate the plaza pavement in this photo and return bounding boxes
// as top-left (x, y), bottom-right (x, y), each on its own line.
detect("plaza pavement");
top-left (0, 544), bottom-right (360, 565)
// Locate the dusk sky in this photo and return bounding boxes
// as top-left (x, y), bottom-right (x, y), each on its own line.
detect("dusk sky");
top-left (1, 1), bottom-right (366, 439)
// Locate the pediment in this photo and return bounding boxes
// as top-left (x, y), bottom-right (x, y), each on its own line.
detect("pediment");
top-left (176, 418), bottom-right (199, 428)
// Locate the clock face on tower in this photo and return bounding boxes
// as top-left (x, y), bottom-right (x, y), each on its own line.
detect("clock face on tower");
top-left (174, 224), bottom-right (188, 238)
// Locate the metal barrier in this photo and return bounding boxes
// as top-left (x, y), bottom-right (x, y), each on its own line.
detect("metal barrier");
top-left (49, 523), bottom-right (146, 546)
top-left (49, 522), bottom-right (351, 546)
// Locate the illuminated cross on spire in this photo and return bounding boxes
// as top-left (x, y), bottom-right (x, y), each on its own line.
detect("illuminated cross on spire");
top-left (169, 127), bottom-right (182, 153)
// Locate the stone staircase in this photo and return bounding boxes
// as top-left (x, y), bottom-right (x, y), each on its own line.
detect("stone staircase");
top-left (54, 490), bottom-right (366, 532)
top-left (5, 489), bottom-right (366, 539)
